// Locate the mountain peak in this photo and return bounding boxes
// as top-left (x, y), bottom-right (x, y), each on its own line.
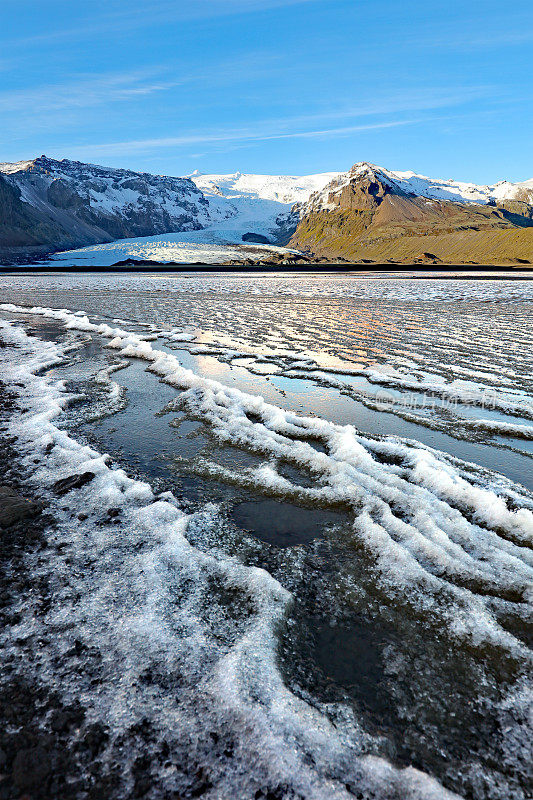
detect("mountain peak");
top-left (291, 160), bottom-right (533, 265)
top-left (0, 154), bottom-right (213, 255)
top-left (302, 161), bottom-right (533, 213)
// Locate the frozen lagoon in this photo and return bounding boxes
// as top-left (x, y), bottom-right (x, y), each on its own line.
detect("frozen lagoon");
top-left (0, 272), bottom-right (532, 800)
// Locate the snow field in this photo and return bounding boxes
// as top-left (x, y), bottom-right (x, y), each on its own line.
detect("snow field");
top-left (305, 161), bottom-right (533, 212)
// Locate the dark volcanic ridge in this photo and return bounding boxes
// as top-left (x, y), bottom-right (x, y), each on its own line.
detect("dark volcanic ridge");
top-left (0, 155), bottom-right (209, 254)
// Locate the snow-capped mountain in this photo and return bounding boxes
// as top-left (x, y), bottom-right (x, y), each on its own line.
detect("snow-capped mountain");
top-left (190, 171), bottom-right (339, 205)
top-left (292, 162), bottom-right (533, 265)
top-left (39, 171), bottom-right (339, 267)
top-left (0, 157), bottom-right (338, 259)
top-left (304, 162), bottom-right (533, 213)
top-left (1, 155), bottom-right (532, 265)
top-left (0, 156), bottom-right (213, 255)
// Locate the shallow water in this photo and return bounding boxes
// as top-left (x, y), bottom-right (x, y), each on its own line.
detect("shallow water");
top-left (0, 273), bottom-right (532, 800)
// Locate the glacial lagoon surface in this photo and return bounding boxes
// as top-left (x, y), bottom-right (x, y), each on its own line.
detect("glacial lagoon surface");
top-left (0, 271), bottom-right (531, 800)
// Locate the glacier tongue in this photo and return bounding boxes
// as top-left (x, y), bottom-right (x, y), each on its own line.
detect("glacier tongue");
top-left (3, 155), bottom-right (531, 266)
top-left (188, 170), bottom-right (340, 243)
top-left (35, 170), bottom-right (339, 266)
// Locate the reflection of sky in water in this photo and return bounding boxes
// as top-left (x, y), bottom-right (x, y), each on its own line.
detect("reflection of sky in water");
top-left (2, 274), bottom-right (532, 477)
top-left (117, 337), bottom-right (533, 491)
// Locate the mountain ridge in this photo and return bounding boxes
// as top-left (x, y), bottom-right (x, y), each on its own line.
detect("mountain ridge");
top-left (300, 161), bottom-right (533, 210)
top-left (0, 155), bottom-right (212, 257)
top-left (1, 155), bottom-right (532, 265)
top-left (289, 162), bottom-right (533, 265)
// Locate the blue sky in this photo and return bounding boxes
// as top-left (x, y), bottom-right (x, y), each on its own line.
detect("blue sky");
top-left (2, 0), bottom-right (532, 182)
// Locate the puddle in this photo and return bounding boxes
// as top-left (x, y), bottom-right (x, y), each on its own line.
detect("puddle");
top-left (75, 337), bottom-right (533, 494)
top-left (230, 499), bottom-right (343, 547)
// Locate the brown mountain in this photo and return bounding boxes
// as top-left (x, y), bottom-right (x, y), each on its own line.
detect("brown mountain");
top-left (289, 164), bottom-right (533, 265)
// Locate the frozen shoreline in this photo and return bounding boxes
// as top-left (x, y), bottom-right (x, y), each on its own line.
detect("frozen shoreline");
top-left (0, 281), bottom-right (531, 800)
top-left (0, 314), bottom-right (470, 800)
top-left (2, 262), bottom-right (533, 275)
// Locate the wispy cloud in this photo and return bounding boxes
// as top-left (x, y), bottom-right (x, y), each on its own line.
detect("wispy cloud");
top-left (0, 52), bottom-right (295, 127)
top-left (0, 69), bottom-right (180, 115)
top-left (1, 55), bottom-right (491, 138)
top-left (258, 86), bottom-right (494, 131)
top-left (410, 12), bottom-right (533, 51)
top-left (438, 28), bottom-right (533, 49)
top-left (6, 0), bottom-right (319, 49)
top-left (2, 73), bottom-right (492, 160)
top-left (53, 119), bottom-right (421, 160)
top-left (49, 82), bottom-right (492, 157)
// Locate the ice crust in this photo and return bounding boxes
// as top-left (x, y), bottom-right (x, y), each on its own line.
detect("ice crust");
top-left (1, 303), bottom-right (532, 798)
top-left (47, 235), bottom-right (295, 267)
top-left (3, 303), bottom-right (532, 639)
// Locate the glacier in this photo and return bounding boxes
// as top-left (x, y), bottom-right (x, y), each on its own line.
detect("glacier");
top-left (44, 170), bottom-right (339, 266)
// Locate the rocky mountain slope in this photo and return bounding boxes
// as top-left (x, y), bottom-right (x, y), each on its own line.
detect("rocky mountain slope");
top-left (0, 156), bottom-right (214, 258)
top-left (290, 163), bottom-right (533, 265)
top-left (0, 158), bottom-right (337, 262)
